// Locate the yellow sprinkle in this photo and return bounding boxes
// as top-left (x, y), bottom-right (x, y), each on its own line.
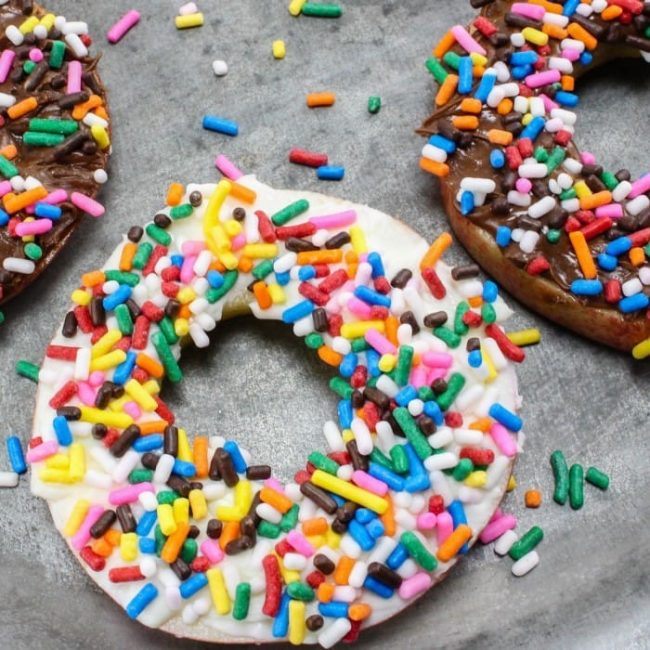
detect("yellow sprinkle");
top-left (177, 287), bottom-right (197, 304)
top-left (325, 528), bottom-right (341, 549)
top-left (521, 112), bottom-right (533, 126)
top-left (288, 0), bottom-right (307, 16)
top-left (91, 329), bottom-right (122, 359)
top-left (177, 428), bottom-right (192, 462)
top-left (574, 180), bottom-right (592, 199)
top-left (480, 343), bottom-right (498, 383)
top-left (71, 289), bottom-right (91, 306)
top-left (90, 349), bottom-right (127, 371)
top-left (464, 470), bottom-right (487, 488)
top-left (120, 532), bottom-right (138, 561)
top-left (39, 468), bottom-right (76, 484)
top-left (311, 470), bottom-right (388, 514)
top-left (306, 534), bottom-right (325, 548)
top-left (79, 406), bottom-right (133, 429)
top-left (340, 320), bottom-right (385, 339)
top-left (341, 428), bottom-right (354, 443)
top-left (234, 480), bottom-right (253, 513)
top-left (175, 12), bottom-right (204, 29)
top-left (349, 226), bottom-right (367, 254)
top-left (203, 180), bottom-right (232, 255)
top-left (220, 250), bottom-right (239, 270)
top-left (276, 553), bottom-right (301, 584)
top-left (522, 26), bottom-right (548, 46)
top-left (91, 124), bottom-right (110, 150)
top-left (215, 505), bottom-right (245, 522)
top-left (378, 353), bottom-right (396, 373)
top-left (63, 499), bottom-right (90, 537)
top-left (142, 379), bottom-right (160, 395)
top-left (39, 13), bottom-right (56, 30)
top-left (223, 219), bottom-right (242, 237)
top-left (124, 378), bottom-right (158, 411)
top-left (45, 453), bottom-right (70, 470)
top-left (632, 337), bottom-right (650, 360)
top-left (506, 328), bottom-right (541, 347)
top-left (174, 318), bottom-right (190, 337)
top-left (173, 497), bottom-right (190, 525)
top-left (273, 39), bottom-right (286, 60)
top-left (189, 489), bottom-right (208, 520)
top-left (207, 568), bottom-right (231, 615)
top-left (507, 475), bottom-right (517, 492)
top-left (209, 224), bottom-right (231, 252)
top-left (157, 503), bottom-right (177, 536)
top-left (19, 16), bottom-right (39, 34)
top-left (68, 443), bottom-right (86, 482)
top-left (108, 395), bottom-right (129, 412)
top-left (288, 600), bottom-right (306, 645)
top-left (469, 51), bottom-right (487, 66)
top-left (242, 243), bottom-right (279, 259)
top-left (268, 284), bottom-right (286, 305)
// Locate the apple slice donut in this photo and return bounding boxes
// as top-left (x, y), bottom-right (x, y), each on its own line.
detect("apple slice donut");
top-left (29, 172), bottom-right (525, 645)
top-left (419, 0), bottom-right (650, 354)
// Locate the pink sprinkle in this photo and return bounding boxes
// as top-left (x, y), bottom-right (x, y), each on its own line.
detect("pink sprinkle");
top-left (450, 24), bottom-right (487, 56)
top-left (351, 470), bottom-right (388, 496)
top-left (29, 48), bottom-right (43, 63)
top-left (67, 60), bottom-right (82, 94)
top-left (25, 439), bottom-right (58, 463)
top-left (181, 240), bottom-right (206, 256)
top-left (581, 152), bottom-right (596, 165)
top-left (421, 351), bottom-right (453, 368)
top-left (436, 511), bottom-right (453, 545)
top-left (70, 192), bottom-right (105, 218)
top-left (511, 2), bottom-right (545, 20)
top-left (365, 328), bottom-right (396, 355)
top-left (308, 209), bottom-right (357, 230)
top-left (539, 94), bottom-right (558, 112)
top-left (595, 204), bottom-right (623, 219)
top-left (516, 178), bottom-right (532, 193)
top-left (286, 530), bottom-right (315, 557)
top-left (489, 508), bottom-right (503, 523)
top-left (200, 539), bottom-right (224, 564)
top-left (230, 233), bottom-right (246, 251)
top-left (107, 10), bottom-right (141, 44)
top-left (0, 180), bottom-right (12, 198)
top-left (427, 367), bottom-right (448, 383)
top-left (123, 401), bottom-right (141, 419)
top-left (490, 422), bottom-right (517, 457)
top-left (562, 48), bottom-right (580, 62)
top-left (525, 69), bottom-right (561, 89)
top-left (416, 512), bottom-right (437, 531)
top-left (0, 50), bottom-right (15, 84)
top-left (180, 255), bottom-right (197, 284)
top-left (15, 219), bottom-right (52, 236)
top-left (88, 371), bottom-right (105, 387)
top-left (629, 173), bottom-right (650, 199)
top-left (398, 572), bottom-right (432, 599)
top-left (214, 154), bottom-right (244, 181)
top-left (71, 505), bottom-right (104, 550)
top-left (264, 477), bottom-right (285, 492)
top-left (109, 482), bottom-right (154, 506)
top-left (179, 2), bottom-right (199, 16)
top-left (77, 381), bottom-right (97, 406)
top-left (347, 296), bottom-right (373, 319)
top-left (479, 514), bottom-right (517, 544)
top-left (409, 365), bottom-right (428, 389)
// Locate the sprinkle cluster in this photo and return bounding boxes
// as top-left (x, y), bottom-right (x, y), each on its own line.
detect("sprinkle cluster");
top-left (420, 0), bottom-right (650, 353)
top-left (28, 162), bottom-right (529, 645)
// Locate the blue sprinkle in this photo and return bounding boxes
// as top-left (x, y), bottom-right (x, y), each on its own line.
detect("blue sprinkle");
top-left (555, 91), bottom-right (579, 108)
top-left (395, 385), bottom-right (418, 407)
top-left (179, 572), bottom-right (208, 599)
top-left (316, 165), bottom-right (345, 181)
top-left (331, 494), bottom-right (346, 507)
top-left (6, 436), bottom-right (26, 474)
top-left (136, 511), bottom-right (157, 537)
top-left (34, 202), bottom-right (62, 220)
top-left (202, 114), bottom-right (239, 137)
top-left (448, 500), bottom-right (469, 554)
top-left (282, 299), bottom-right (314, 323)
top-left (490, 149), bottom-right (505, 169)
top-left (404, 473), bottom-right (431, 492)
top-left (366, 518), bottom-right (385, 539)
top-left (348, 519), bottom-right (375, 551)
top-left (423, 400), bottom-right (443, 425)
top-left (172, 459), bottom-right (197, 478)
top-left (298, 265), bottom-right (316, 281)
top-left (460, 190), bottom-right (475, 216)
top-left (520, 116), bottom-right (545, 141)
top-left (386, 542), bottom-right (408, 570)
top-left (113, 351), bottom-right (137, 385)
top-left (318, 601), bottom-right (349, 618)
top-left (53, 415), bottom-right (72, 446)
top-left (366, 349), bottom-right (381, 377)
top-left (489, 403), bottom-right (523, 432)
top-left (580, 52), bottom-right (593, 66)
top-left (363, 576), bottom-right (393, 599)
top-left (605, 236), bottom-right (632, 257)
top-left (224, 440), bottom-right (247, 473)
top-left (272, 593), bottom-right (291, 637)
top-left (206, 270), bottom-right (224, 288)
top-left (428, 134), bottom-right (456, 154)
top-left (510, 50), bottom-right (538, 66)
top-left (562, 0), bottom-right (580, 16)
top-left (368, 462), bottom-right (405, 492)
top-left (570, 279), bottom-right (603, 296)
top-left (355, 508), bottom-right (377, 524)
top-left (103, 284), bottom-right (132, 311)
top-left (0, 209), bottom-right (8, 226)
top-left (354, 285), bottom-right (391, 308)
top-left (473, 71), bottom-right (496, 102)
top-left (495, 225), bottom-right (512, 247)
top-left (139, 537), bottom-right (156, 554)
top-left (366, 252), bottom-right (385, 278)
top-left (338, 399), bottom-right (353, 429)
top-left (339, 352), bottom-right (358, 378)
top-left (619, 293), bottom-right (650, 314)
top-left (275, 270), bottom-right (290, 286)
top-left (132, 435), bottom-right (164, 453)
top-left (468, 349), bottom-right (482, 368)
top-left (511, 64), bottom-right (533, 80)
top-left (170, 254), bottom-right (184, 267)
top-left (126, 583), bottom-right (158, 619)
top-left (458, 56), bottom-right (473, 94)
top-left (482, 279), bottom-right (499, 303)
top-left (597, 253), bottom-right (617, 272)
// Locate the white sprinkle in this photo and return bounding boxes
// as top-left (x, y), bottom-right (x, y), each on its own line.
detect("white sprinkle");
top-left (5, 25), bottom-right (23, 46)
top-left (61, 21), bottom-right (89, 35)
top-left (33, 25), bottom-right (47, 40)
top-left (212, 59), bottom-right (228, 77)
top-left (424, 451), bottom-right (458, 471)
top-left (627, 195), bottom-right (649, 216)
top-left (622, 278), bottom-right (643, 297)
top-left (421, 143), bottom-right (447, 163)
top-left (408, 398), bottom-right (424, 416)
top-left (0, 92), bottom-right (16, 108)
top-left (140, 556), bottom-right (158, 578)
top-left (0, 471), bottom-right (18, 487)
top-left (518, 162), bottom-right (548, 179)
top-left (495, 529), bottom-right (518, 556)
top-left (10, 175), bottom-right (25, 191)
top-left (528, 195), bottom-right (556, 219)
top-left (3, 257), bottom-right (35, 274)
top-left (512, 550), bottom-right (540, 576)
top-left (519, 230), bottom-right (540, 254)
top-left (179, 2), bottom-right (199, 16)
top-left (193, 596), bottom-right (211, 616)
top-left (93, 168), bottom-right (108, 184)
top-left (64, 33), bottom-right (88, 58)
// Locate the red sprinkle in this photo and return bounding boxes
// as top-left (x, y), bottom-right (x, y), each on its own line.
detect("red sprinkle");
top-left (421, 267), bottom-right (446, 300)
top-left (275, 223), bottom-right (316, 240)
top-left (46, 345), bottom-right (78, 361)
top-left (108, 566), bottom-right (145, 582)
top-left (288, 148), bottom-right (329, 168)
top-left (485, 323), bottom-right (525, 363)
top-left (262, 554), bottom-right (282, 616)
top-left (49, 380), bottom-right (78, 409)
top-left (80, 546), bottom-right (105, 572)
top-left (256, 210), bottom-right (277, 243)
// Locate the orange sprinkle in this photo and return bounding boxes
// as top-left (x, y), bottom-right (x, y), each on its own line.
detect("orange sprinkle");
top-left (468, 295), bottom-right (483, 308)
top-left (569, 230), bottom-right (597, 280)
top-left (90, 537), bottom-right (114, 557)
top-left (230, 182), bottom-right (257, 204)
top-left (348, 603), bottom-right (372, 621)
top-left (193, 436), bottom-right (209, 478)
top-left (601, 5), bottom-right (623, 20)
top-left (0, 144), bottom-right (17, 159)
top-left (525, 489), bottom-right (542, 508)
top-left (104, 528), bottom-right (121, 546)
top-left (253, 281), bottom-right (272, 310)
top-left (630, 247), bottom-right (645, 267)
top-left (529, 0), bottom-right (563, 12)
top-left (380, 496), bottom-right (396, 537)
top-left (237, 256), bottom-right (253, 273)
top-left (306, 92), bottom-right (335, 108)
top-left (318, 345), bottom-right (343, 367)
top-left (420, 232), bottom-right (453, 270)
top-left (81, 270), bottom-right (105, 288)
top-left (333, 556), bottom-right (355, 585)
top-left (437, 524), bottom-right (472, 562)
top-left (433, 30), bottom-right (455, 58)
top-left (260, 487), bottom-right (293, 514)
top-left (219, 521), bottom-right (240, 550)
top-left (317, 582), bottom-right (335, 603)
top-left (472, 65), bottom-right (486, 79)
top-left (136, 353), bottom-right (164, 379)
top-left (435, 74), bottom-right (458, 107)
top-left (94, 106), bottom-right (109, 121)
top-left (302, 517), bottom-right (329, 536)
top-left (567, 22), bottom-right (597, 50)
top-left (3, 186), bottom-right (48, 214)
top-left (178, 304), bottom-right (192, 320)
top-left (297, 249), bottom-right (343, 266)
top-left (71, 94), bottom-right (103, 120)
top-left (469, 417), bottom-right (492, 432)
top-left (419, 157), bottom-right (449, 178)
top-left (579, 190), bottom-right (612, 211)
top-left (542, 23), bottom-right (568, 40)
top-left (161, 522), bottom-right (190, 563)
top-left (119, 242), bottom-right (137, 271)
top-left (561, 75), bottom-right (575, 92)
top-left (487, 129), bottom-right (513, 146)
top-left (460, 98), bottom-right (482, 114)
top-left (139, 420), bottom-right (168, 435)
top-left (7, 96), bottom-right (38, 120)
top-left (385, 315), bottom-right (399, 347)
top-left (166, 182), bottom-right (184, 206)
top-left (497, 98), bottom-right (513, 115)
top-left (451, 115), bottom-right (479, 131)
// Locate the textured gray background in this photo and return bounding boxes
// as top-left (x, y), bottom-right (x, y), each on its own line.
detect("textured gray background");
top-left (0, 1), bottom-right (649, 649)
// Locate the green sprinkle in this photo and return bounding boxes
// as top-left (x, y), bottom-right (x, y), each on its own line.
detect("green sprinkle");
top-left (417, 385), bottom-right (435, 402)
top-left (115, 304), bottom-right (134, 335)
top-left (369, 447), bottom-right (394, 471)
top-left (128, 469), bottom-right (153, 484)
top-left (180, 538), bottom-right (198, 563)
top-left (152, 331), bottom-right (183, 383)
top-left (301, 3), bottom-right (342, 17)
top-left (286, 582), bottom-right (315, 601)
top-left (394, 345), bottom-right (413, 386)
top-left (546, 147), bottom-right (566, 173)
top-left (480, 302), bottom-right (496, 325)
top-left (393, 407), bottom-right (433, 461)
top-left (508, 526), bottom-right (544, 561)
top-left (308, 451), bottom-right (339, 475)
top-left (433, 325), bottom-right (461, 348)
top-left (454, 302), bottom-right (470, 336)
top-left (29, 118), bottom-right (79, 135)
top-left (601, 171), bottom-right (618, 191)
top-left (232, 583), bottom-right (251, 620)
top-left (452, 458), bottom-right (473, 481)
top-left (154, 525), bottom-right (166, 556)
top-left (157, 490), bottom-right (177, 505)
top-left (105, 270), bottom-right (140, 287)
top-left (0, 154), bottom-right (19, 179)
top-left (304, 332), bottom-right (324, 349)
top-left (401, 531), bottom-right (438, 571)
top-left (560, 188), bottom-right (577, 201)
top-left (170, 203), bottom-right (193, 220)
top-left (435, 372), bottom-right (466, 411)
top-left (257, 520), bottom-right (281, 538)
top-left (131, 242), bottom-right (153, 270)
top-left (252, 259), bottom-right (274, 280)
top-left (367, 95), bottom-right (381, 114)
top-left (351, 337), bottom-right (370, 353)
top-left (24, 242), bottom-right (42, 261)
top-left (425, 57), bottom-right (448, 84)
top-left (158, 317), bottom-right (179, 345)
top-left (546, 229), bottom-right (561, 244)
top-left (271, 199), bottom-right (309, 226)
top-left (329, 376), bottom-right (353, 399)
top-left (390, 444), bottom-right (409, 474)
top-left (49, 40), bottom-right (66, 69)
top-left (145, 223), bottom-right (172, 246)
top-left (16, 359), bottom-right (39, 382)
top-left (23, 60), bottom-right (36, 75)
top-left (442, 51), bottom-right (461, 71)
top-left (533, 146), bottom-right (549, 163)
top-left (550, 450), bottom-right (569, 505)
top-left (23, 131), bottom-right (65, 147)
top-left (279, 504), bottom-right (299, 532)
top-left (585, 466), bottom-right (609, 491)
top-left (0, 311), bottom-right (4, 326)
top-left (206, 270), bottom-right (238, 303)
top-left (569, 463), bottom-right (584, 510)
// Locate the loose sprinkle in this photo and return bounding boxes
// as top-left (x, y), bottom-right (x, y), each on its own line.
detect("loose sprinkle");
top-left (367, 96), bottom-right (381, 114)
top-left (107, 10), bottom-right (141, 44)
top-left (272, 40), bottom-right (286, 60)
top-left (212, 60), bottom-right (228, 77)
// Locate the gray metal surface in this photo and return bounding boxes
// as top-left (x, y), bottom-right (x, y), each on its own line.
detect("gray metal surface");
top-left (0, 1), bottom-right (649, 648)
